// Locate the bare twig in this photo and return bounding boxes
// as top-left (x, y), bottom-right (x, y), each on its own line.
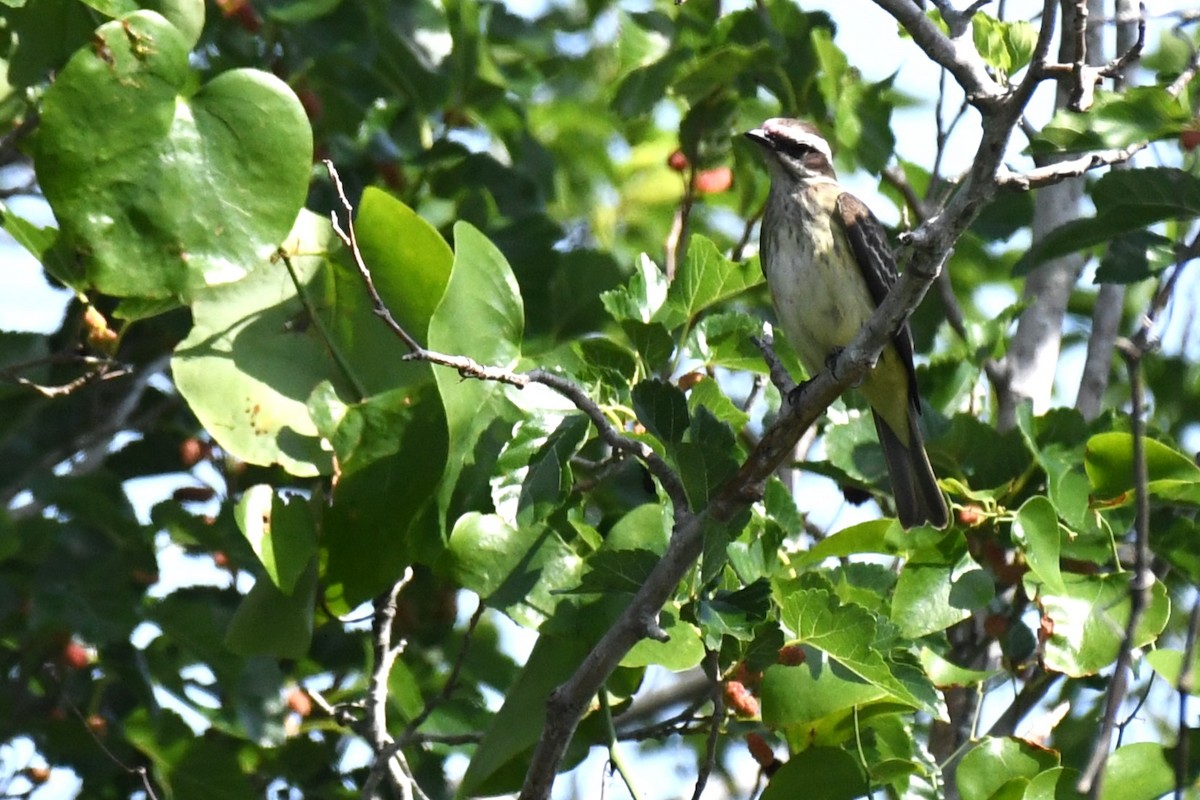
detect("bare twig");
top-left (995, 143), bottom-right (1145, 190)
top-left (1176, 597), bottom-right (1200, 800)
top-left (399, 602), bottom-right (486, 744)
top-left (870, 0), bottom-right (1007, 104)
top-left (321, 161), bottom-right (690, 514)
top-left (731, 207), bottom-right (763, 263)
top-left (1076, 237), bottom-right (1195, 796)
top-left (690, 651), bottom-right (723, 800)
top-left (362, 570), bottom-right (430, 800)
top-left (47, 670), bottom-right (160, 800)
top-left (666, 167), bottom-right (697, 281)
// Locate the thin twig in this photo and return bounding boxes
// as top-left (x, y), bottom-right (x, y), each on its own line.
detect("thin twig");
top-left (321, 161), bottom-right (691, 515)
top-left (690, 651), bottom-right (723, 800)
top-left (399, 602), bottom-right (486, 744)
top-left (1176, 597), bottom-right (1200, 800)
top-left (362, 570), bottom-right (429, 800)
top-left (276, 248), bottom-right (367, 399)
top-left (47, 669), bottom-right (160, 800)
top-left (600, 690), bottom-right (644, 800)
top-left (1076, 238), bottom-right (1194, 794)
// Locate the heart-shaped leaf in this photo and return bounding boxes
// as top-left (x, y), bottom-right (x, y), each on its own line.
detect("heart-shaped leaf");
top-left (35, 11), bottom-right (312, 300)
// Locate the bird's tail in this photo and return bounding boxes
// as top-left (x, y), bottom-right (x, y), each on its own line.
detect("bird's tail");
top-left (872, 410), bottom-right (948, 530)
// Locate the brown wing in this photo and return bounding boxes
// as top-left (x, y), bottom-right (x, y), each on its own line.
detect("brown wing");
top-left (835, 192), bottom-right (921, 410)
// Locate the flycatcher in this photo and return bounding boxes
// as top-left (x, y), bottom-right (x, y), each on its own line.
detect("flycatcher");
top-left (745, 118), bottom-right (948, 529)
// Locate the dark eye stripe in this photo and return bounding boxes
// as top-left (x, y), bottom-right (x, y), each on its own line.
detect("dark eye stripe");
top-left (771, 135), bottom-right (815, 160)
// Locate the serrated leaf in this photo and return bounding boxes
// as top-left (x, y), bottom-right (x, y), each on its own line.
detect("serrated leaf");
top-left (571, 548), bottom-right (660, 594)
top-left (687, 376), bottom-right (749, 432)
top-left (632, 378), bottom-right (689, 444)
top-left (657, 235), bottom-right (762, 328)
top-left (776, 586), bottom-right (942, 716)
top-left (518, 415), bottom-right (589, 525)
top-left (1031, 86), bottom-right (1189, 154)
top-left (1095, 231), bottom-right (1174, 284)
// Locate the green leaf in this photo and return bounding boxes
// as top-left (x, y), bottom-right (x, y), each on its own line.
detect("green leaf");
top-left (172, 213), bottom-right (339, 477)
top-left (140, 0), bottom-right (206, 48)
top-left (6, 0), bottom-right (96, 87)
top-left (760, 747), bottom-right (867, 800)
top-left (795, 519), bottom-right (899, 568)
top-left (601, 253), bottom-right (669, 323)
top-left (605, 503), bottom-right (671, 554)
top-left (322, 383), bottom-right (448, 605)
top-left (0, 201), bottom-right (56, 261)
top-left (1024, 767), bottom-right (1086, 800)
top-left (972, 13), bottom-right (1036, 77)
top-left (1145, 648), bottom-right (1200, 694)
top-left (224, 561), bottom-right (317, 658)
top-left (657, 235), bottom-right (761, 328)
top-left (1017, 168), bottom-right (1200, 274)
top-left (266, 0), bottom-right (343, 23)
top-left (919, 648), bottom-right (1000, 688)
top-left (687, 375), bottom-right (749, 432)
top-left (234, 486), bottom-right (317, 595)
top-left (1011, 496), bottom-right (1063, 593)
top-left (692, 310), bottom-right (769, 372)
top-left (571, 548), bottom-right (660, 594)
top-left (761, 659), bottom-right (889, 733)
top-left (459, 634), bottom-right (592, 798)
top-left (956, 737), bottom-right (1058, 800)
top-left (1101, 743), bottom-right (1176, 800)
top-left (517, 415), bottom-right (589, 525)
top-left (1084, 431), bottom-right (1200, 503)
top-left (632, 379), bottom-right (689, 444)
top-left (673, 405), bottom-right (739, 509)
top-left (622, 605), bottom-right (705, 670)
top-left (443, 513), bottom-right (582, 630)
top-left (697, 580), bottom-right (773, 644)
top-left (36, 11), bottom-right (312, 299)
top-left (1029, 572), bottom-right (1170, 677)
top-left (1031, 87), bottom-right (1189, 154)
top-left (353, 187), bottom-right (454, 339)
top-left (611, 49), bottom-right (691, 118)
top-left (1095, 231), bottom-right (1174, 284)
top-left (166, 733), bottom-right (259, 800)
top-left (428, 222), bottom-right (525, 527)
top-left (891, 537), bottom-right (992, 638)
top-left (673, 43), bottom-right (773, 102)
top-left (776, 585), bottom-right (943, 716)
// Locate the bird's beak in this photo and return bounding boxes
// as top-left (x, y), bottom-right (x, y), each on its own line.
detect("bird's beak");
top-left (744, 128), bottom-right (771, 148)
top-left (739, 128), bottom-right (768, 146)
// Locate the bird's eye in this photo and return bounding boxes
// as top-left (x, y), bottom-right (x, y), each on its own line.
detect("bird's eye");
top-left (775, 138), bottom-right (814, 160)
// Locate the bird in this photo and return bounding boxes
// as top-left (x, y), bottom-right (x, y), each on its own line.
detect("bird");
top-left (745, 117), bottom-right (948, 529)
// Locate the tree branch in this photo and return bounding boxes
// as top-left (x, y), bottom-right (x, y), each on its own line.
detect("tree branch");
top-left (870, 0), bottom-right (1007, 104)
top-left (322, 160), bottom-right (691, 516)
top-left (1076, 234), bottom-right (1196, 797)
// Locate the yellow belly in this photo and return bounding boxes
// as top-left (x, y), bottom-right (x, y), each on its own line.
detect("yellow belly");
top-left (762, 186), bottom-right (913, 444)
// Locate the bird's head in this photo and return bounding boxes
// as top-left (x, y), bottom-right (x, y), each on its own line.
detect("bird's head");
top-left (744, 118), bottom-right (838, 184)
